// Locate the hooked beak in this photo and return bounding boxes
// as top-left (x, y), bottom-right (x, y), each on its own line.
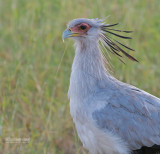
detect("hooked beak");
top-left (62, 28), bottom-right (79, 41)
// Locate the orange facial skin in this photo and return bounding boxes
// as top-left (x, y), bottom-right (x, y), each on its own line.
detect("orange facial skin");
top-left (70, 23), bottom-right (91, 36)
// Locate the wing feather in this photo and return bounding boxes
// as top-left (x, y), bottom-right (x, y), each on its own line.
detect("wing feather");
top-left (92, 79), bottom-right (160, 150)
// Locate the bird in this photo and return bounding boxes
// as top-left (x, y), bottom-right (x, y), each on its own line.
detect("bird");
top-left (62, 18), bottom-right (160, 154)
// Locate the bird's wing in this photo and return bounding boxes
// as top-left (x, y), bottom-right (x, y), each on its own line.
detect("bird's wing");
top-left (92, 80), bottom-right (160, 150)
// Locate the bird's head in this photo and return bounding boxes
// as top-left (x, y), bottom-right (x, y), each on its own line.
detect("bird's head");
top-left (62, 18), bottom-right (103, 42)
top-left (62, 18), bottom-right (138, 62)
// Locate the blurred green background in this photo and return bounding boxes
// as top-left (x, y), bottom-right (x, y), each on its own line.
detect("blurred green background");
top-left (0, 0), bottom-right (160, 153)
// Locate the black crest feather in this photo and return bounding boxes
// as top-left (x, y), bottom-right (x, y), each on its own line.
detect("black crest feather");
top-left (100, 23), bottom-right (138, 63)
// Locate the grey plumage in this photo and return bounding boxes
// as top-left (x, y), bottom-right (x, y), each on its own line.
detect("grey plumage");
top-left (92, 79), bottom-right (160, 150)
top-left (62, 18), bottom-right (160, 154)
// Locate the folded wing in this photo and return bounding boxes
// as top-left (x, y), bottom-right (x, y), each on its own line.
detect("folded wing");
top-left (92, 80), bottom-right (160, 150)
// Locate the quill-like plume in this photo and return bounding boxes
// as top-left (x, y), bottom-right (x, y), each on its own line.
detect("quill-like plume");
top-left (100, 22), bottom-right (138, 63)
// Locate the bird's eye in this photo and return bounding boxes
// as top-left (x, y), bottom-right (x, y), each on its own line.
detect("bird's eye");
top-left (80, 25), bottom-right (87, 30)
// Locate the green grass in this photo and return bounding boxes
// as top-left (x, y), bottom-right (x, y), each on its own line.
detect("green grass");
top-left (0, 0), bottom-right (160, 153)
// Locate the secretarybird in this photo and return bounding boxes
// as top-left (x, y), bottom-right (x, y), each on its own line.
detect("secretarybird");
top-left (62, 18), bottom-right (160, 154)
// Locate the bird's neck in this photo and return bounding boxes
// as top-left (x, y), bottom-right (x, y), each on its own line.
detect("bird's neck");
top-left (73, 39), bottom-right (107, 78)
top-left (68, 39), bottom-right (108, 99)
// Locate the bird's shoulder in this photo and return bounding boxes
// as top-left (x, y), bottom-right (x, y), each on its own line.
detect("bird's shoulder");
top-left (95, 77), bottom-right (160, 115)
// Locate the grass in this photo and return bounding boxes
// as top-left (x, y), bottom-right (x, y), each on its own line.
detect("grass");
top-left (0, 0), bottom-right (160, 153)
